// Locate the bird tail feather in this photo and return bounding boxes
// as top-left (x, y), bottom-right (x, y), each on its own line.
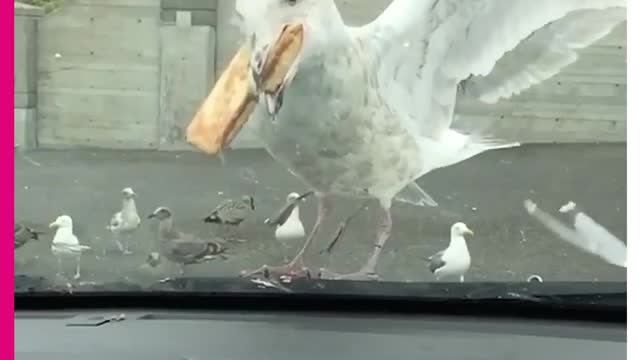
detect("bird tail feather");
top-left (394, 182), bottom-right (439, 207)
top-left (420, 129), bottom-right (520, 174)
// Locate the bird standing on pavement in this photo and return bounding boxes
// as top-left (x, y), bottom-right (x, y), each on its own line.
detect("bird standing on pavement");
top-left (49, 215), bottom-right (91, 280)
top-left (107, 187), bottom-right (141, 254)
top-left (265, 192), bottom-right (310, 259)
top-left (149, 206), bottom-right (226, 276)
top-left (204, 195), bottom-right (255, 241)
top-left (426, 222), bottom-right (474, 282)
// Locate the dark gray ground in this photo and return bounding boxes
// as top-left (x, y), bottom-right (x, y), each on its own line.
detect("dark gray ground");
top-left (14, 144), bottom-right (626, 288)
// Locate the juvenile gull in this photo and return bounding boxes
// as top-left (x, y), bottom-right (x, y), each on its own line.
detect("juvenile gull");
top-left (425, 222), bottom-right (474, 282)
top-left (204, 195), bottom-right (255, 241)
top-left (15, 223), bottom-right (43, 250)
top-left (149, 207), bottom-right (227, 275)
top-left (49, 215), bottom-right (91, 280)
top-left (190, 0), bottom-right (626, 280)
top-left (524, 199), bottom-right (626, 268)
top-left (106, 187), bottom-right (141, 254)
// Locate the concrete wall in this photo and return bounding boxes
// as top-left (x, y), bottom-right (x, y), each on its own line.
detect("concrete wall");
top-left (157, 0), bottom-right (217, 150)
top-left (160, 0), bottom-right (217, 27)
top-left (158, 24), bottom-right (216, 150)
top-left (14, 2), bottom-right (44, 150)
top-left (35, 0), bottom-right (162, 149)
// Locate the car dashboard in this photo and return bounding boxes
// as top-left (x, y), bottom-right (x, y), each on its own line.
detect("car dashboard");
top-left (15, 309), bottom-right (626, 360)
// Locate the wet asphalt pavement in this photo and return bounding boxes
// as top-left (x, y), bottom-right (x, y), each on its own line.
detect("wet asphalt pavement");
top-left (14, 144), bottom-right (626, 289)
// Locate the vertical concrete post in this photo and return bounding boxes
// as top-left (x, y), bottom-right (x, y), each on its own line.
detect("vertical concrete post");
top-left (14, 2), bottom-right (44, 150)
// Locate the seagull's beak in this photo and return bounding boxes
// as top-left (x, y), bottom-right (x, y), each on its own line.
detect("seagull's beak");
top-left (185, 23), bottom-right (304, 156)
top-left (147, 213), bottom-right (156, 219)
top-left (48, 221), bottom-right (58, 229)
top-left (464, 228), bottom-right (474, 237)
top-left (252, 23), bottom-right (304, 116)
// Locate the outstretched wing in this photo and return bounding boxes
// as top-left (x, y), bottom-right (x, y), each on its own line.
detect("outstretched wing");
top-left (353, 0), bottom-right (626, 139)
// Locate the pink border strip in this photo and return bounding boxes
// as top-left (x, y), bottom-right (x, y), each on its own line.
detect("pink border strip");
top-left (2, 0), bottom-right (15, 357)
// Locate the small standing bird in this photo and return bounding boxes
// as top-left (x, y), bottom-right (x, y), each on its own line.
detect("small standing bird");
top-left (265, 192), bottom-right (309, 259)
top-left (49, 215), bottom-right (92, 280)
top-left (204, 195), bottom-right (255, 241)
top-left (107, 187), bottom-right (141, 254)
top-left (265, 192), bottom-right (310, 239)
top-left (149, 206), bottom-right (226, 276)
top-left (15, 223), bottom-right (43, 250)
top-left (425, 222), bottom-right (474, 282)
top-left (274, 193), bottom-right (306, 242)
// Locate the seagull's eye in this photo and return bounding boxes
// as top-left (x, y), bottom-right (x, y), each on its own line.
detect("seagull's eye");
top-left (285, 0), bottom-right (298, 6)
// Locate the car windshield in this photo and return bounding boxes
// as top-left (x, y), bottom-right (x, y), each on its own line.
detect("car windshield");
top-left (14, 0), bottom-right (626, 298)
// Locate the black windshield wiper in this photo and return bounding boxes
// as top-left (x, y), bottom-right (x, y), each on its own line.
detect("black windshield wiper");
top-left (469, 290), bottom-right (626, 307)
top-left (16, 276), bottom-right (625, 324)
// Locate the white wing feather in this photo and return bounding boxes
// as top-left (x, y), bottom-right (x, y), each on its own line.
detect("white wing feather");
top-left (463, 7), bottom-right (626, 103)
top-left (354, 0), bottom-right (626, 138)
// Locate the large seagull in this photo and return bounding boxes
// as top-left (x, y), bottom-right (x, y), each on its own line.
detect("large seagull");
top-left (187, 0), bottom-right (626, 281)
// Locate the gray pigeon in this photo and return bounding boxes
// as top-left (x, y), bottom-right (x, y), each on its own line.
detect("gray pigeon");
top-left (149, 206), bottom-right (226, 275)
top-left (204, 195), bottom-right (255, 241)
top-left (15, 223), bottom-right (43, 250)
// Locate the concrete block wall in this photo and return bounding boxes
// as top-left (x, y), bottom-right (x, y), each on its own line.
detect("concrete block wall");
top-left (35, 0), bottom-right (162, 149)
top-left (160, 0), bottom-right (217, 26)
top-left (157, 0), bottom-right (217, 150)
top-left (14, 2), bottom-right (44, 150)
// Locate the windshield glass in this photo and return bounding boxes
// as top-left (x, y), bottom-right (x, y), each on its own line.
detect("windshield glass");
top-left (14, 0), bottom-right (626, 297)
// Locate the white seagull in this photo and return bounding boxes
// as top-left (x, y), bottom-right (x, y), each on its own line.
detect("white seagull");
top-left (49, 215), bottom-right (91, 280)
top-left (191, 0), bottom-right (626, 281)
top-left (274, 192), bottom-right (306, 242)
top-left (425, 222), bottom-right (474, 282)
top-left (107, 187), bottom-right (141, 254)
